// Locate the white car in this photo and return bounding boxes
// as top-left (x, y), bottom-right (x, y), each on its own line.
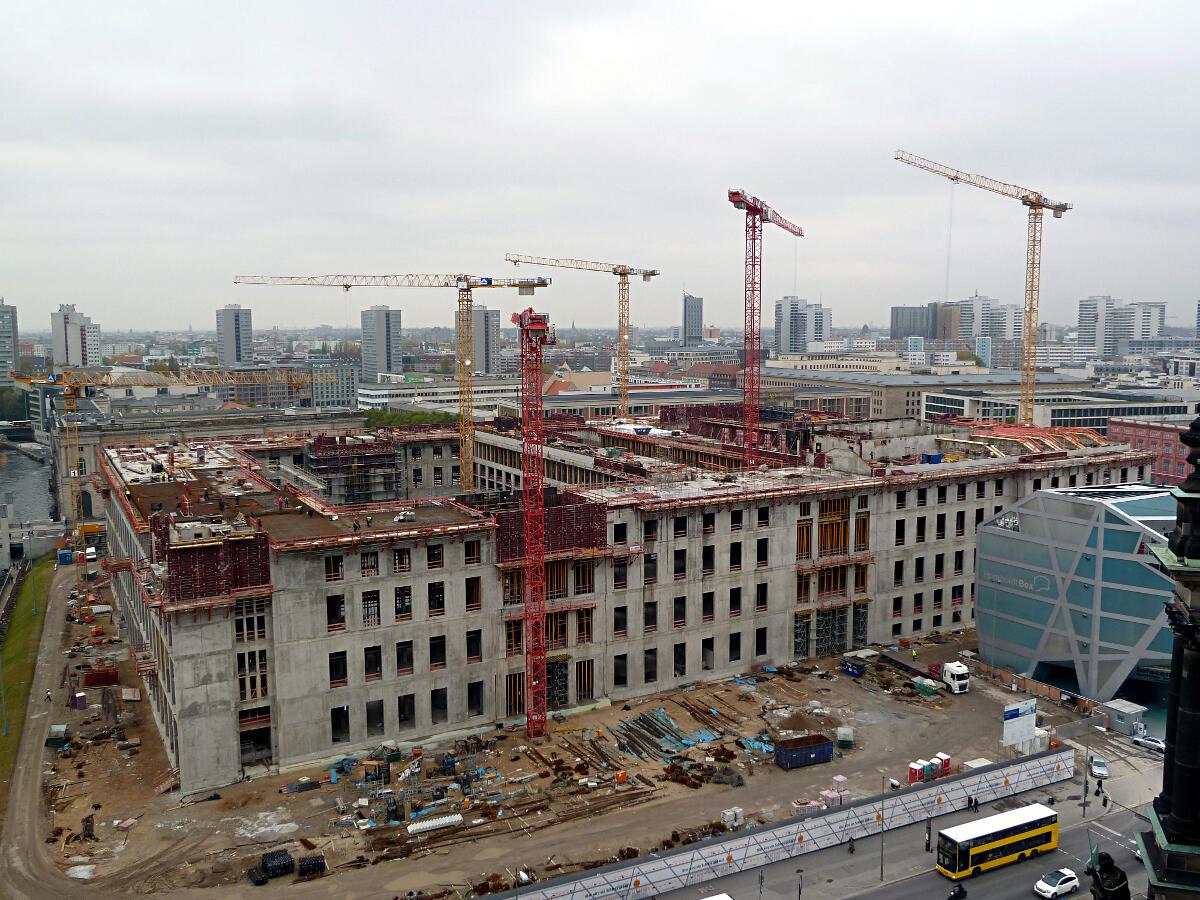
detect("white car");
top-left (1089, 755), bottom-right (1110, 780)
top-left (1034, 868), bottom-right (1080, 897)
top-left (1132, 735), bottom-right (1165, 753)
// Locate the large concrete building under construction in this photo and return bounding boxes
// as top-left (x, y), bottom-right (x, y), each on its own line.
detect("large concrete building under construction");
top-left (97, 415), bottom-right (1152, 792)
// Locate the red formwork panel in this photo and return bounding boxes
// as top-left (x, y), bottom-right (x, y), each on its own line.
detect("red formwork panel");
top-left (496, 492), bottom-right (606, 564)
top-left (166, 532), bottom-right (270, 603)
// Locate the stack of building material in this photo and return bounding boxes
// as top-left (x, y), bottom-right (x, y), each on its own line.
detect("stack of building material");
top-left (259, 849), bottom-right (294, 879)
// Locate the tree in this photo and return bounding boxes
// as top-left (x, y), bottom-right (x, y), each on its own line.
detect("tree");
top-left (0, 388), bottom-right (26, 420)
top-left (364, 409), bottom-right (456, 428)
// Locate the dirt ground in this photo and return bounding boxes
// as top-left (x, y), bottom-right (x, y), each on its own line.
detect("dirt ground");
top-left (33, 595), bottom-right (1082, 899)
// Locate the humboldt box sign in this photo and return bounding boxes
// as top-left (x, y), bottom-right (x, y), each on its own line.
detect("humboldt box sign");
top-left (1002, 699), bottom-right (1037, 746)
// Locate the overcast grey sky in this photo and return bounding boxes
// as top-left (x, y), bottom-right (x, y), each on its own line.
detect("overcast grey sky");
top-left (3, 2), bottom-right (1198, 333)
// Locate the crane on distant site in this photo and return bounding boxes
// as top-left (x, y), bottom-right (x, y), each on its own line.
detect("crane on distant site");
top-left (504, 254), bottom-right (659, 419)
top-left (894, 151), bottom-right (1071, 425)
top-left (512, 307), bottom-right (556, 738)
top-left (234, 274), bottom-right (552, 492)
top-left (10, 366), bottom-right (335, 597)
top-left (727, 189), bottom-right (804, 468)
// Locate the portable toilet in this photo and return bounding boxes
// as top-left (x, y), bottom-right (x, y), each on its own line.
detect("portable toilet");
top-left (1100, 699), bottom-right (1147, 736)
top-left (836, 726), bottom-right (855, 749)
top-left (908, 762), bottom-right (923, 784)
top-left (919, 758), bottom-right (933, 781)
top-left (931, 748), bottom-right (950, 777)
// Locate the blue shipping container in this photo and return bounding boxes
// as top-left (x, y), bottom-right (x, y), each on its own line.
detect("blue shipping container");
top-left (774, 734), bottom-right (834, 770)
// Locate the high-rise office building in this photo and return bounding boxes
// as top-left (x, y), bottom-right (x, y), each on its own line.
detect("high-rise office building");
top-left (948, 293), bottom-right (1022, 341)
top-left (889, 302), bottom-right (939, 340)
top-left (464, 306), bottom-right (501, 375)
top-left (0, 299), bottom-right (17, 389)
top-left (774, 297), bottom-right (832, 355)
top-left (682, 293), bottom-right (704, 346)
top-left (1077, 295), bottom-right (1165, 358)
top-left (1195, 299), bottom-right (1200, 340)
top-left (51, 304), bottom-right (101, 368)
top-left (216, 304), bottom-right (253, 366)
top-left (889, 302), bottom-right (962, 341)
top-left (360, 305), bottom-right (403, 384)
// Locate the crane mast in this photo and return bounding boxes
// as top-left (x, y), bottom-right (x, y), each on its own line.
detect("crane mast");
top-left (894, 151), bottom-right (1070, 425)
top-left (512, 307), bottom-right (556, 738)
top-left (727, 190), bottom-right (804, 468)
top-left (505, 254), bottom-right (658, 419)
top-left (235, 273), bottom-right (551, 492)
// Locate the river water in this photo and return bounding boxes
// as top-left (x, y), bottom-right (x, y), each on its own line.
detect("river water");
top-left (0, 450), bottom-right (53, 522)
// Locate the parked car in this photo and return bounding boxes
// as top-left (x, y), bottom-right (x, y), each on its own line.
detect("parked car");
top-left (1034, 868), bottom-right (1080, 897)
top-left (1089, 755), bottom-right (1110, 779)
top-left (1132, 735), bottom-right (1166, 753)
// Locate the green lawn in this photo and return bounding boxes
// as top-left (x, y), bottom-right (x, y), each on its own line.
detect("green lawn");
top-left (0, 555), bottom-right (54, 819)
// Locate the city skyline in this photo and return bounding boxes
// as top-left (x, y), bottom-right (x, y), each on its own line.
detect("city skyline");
top-left (3, 5), bottom-right (1199, 331)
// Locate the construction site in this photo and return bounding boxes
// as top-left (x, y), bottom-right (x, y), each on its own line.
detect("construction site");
top-left (12, 171), bottom-right (1144, 896)
top-left (16, 384), bottom-right (1144, 895)
top-left (37, 583), bottom-right (1091, 897)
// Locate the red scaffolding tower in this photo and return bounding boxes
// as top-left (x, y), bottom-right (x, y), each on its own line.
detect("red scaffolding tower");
top-left (727, 189), bottom-right (804, 468)
top-left (513, 307), bottom-right (556, 738)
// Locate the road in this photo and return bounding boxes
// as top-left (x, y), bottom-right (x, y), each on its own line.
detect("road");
top-left (0, 562), bottom-right (90, 900)
top-left (661, 803), bottom-right (1150, 900)
top-left (850, 808), bottom-right (1147, 900)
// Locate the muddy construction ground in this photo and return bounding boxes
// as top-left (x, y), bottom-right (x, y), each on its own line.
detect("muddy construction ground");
top-left (36, 581), bottom-right (1079, 899)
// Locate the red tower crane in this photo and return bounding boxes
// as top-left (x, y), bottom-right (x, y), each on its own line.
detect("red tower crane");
top-left (727, 189), bottom-right (804, 467)
top-left (513, 307), bottom-right (556, 737)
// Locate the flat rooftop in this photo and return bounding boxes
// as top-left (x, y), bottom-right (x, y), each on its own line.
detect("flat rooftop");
top-left (257, 501), bottom-right (486, 548)
top-left (759, 369), bottom-right (1089, 387)
top-left (935, 388), bottom-right (1190, 404)
top-left (101, 441), bottom-right (488, 546)
top-left (579, 466), bottom-right (871, 509)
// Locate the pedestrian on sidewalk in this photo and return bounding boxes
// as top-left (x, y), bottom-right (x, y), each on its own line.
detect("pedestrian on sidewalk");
top-left (912, 648), bottom-right (918, 661)
top-left (44, 689), bottom-right (51, 703)
top-left (965, 794), bottom-right (973, 812)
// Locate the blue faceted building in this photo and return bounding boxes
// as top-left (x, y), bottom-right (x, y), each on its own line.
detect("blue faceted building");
top-left (976, 485), bottom-right (1174, 700)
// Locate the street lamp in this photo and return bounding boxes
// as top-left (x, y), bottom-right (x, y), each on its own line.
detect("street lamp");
top-left (880, 774), bottom-right (886, 882)
top-left (795, 867), bottom-right (804, 898)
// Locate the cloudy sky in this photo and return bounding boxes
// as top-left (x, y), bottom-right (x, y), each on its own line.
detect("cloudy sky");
top-left (4, 2), bottom-right (1198, 333)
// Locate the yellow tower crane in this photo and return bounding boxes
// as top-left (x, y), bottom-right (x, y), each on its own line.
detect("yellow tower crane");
top-left (235, 274), bottom-right (551, 492)
top-left (504, 255), bottom-right (659, 419)
top-left (895, 150), bottom-right (1071, 425)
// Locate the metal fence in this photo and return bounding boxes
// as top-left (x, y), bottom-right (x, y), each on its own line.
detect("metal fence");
top-left (496, 747), bottom-right (1075, 900)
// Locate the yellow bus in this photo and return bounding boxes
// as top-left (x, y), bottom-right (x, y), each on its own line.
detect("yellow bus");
top-left (936, 802), bottom-right (1059, 880)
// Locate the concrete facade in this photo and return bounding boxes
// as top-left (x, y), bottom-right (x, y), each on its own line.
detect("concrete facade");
top-left (215, 304), bottom-right (253, 366)
top-left (922, 390), bottom-right (1189, 434)
top-left (682, 293), bottom-right (703, 347)
top-left (51, 304), bottom-right (101, 367)
top-left (0, 299), bottom-right (17, 389)
top-left (97, 424), bottom-right (1151, 795)
top-left (774, 297), bottom-right (832, 355)
top-left (361, 306), bottom-right (403, 384)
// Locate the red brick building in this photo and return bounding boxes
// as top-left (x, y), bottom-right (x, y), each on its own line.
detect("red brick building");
top-left (1107, 416), bottom-right (1195, 484)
